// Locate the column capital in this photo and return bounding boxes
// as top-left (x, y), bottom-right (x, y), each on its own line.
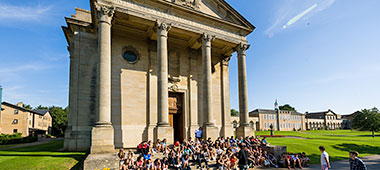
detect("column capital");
top-left (154, 20), bottom-right (172, 34)
top-left (201, 33), bottom-right (215, 44)
top-left (96, 5), bottom-right (115, 24)
top-left (236, 43), bottom-right (250, 54)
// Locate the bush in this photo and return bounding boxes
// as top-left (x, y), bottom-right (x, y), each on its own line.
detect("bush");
top-left (0, 133), bottom-right (38, 145)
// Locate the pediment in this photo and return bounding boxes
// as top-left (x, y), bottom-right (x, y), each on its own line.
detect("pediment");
top-left (163, 0), bottom-right (254, 32)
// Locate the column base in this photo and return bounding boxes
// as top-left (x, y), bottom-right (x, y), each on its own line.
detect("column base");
top-left (222, 125), bottom-right (235, 138)
top-left (203, 125), bottom-right (219, 140)
top-left (63, 125), bottom-right (72, 150)
top-left (83, 153), bottom-right (119, 170)
top-left (90, 125), bottom-right (115, 154)
top-left (154, 125), bottom-right (174, 144)
top-left (236, 125), bottom-right (255, 138)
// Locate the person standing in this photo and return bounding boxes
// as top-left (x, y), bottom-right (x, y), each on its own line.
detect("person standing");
top-left (238, 143), bottom-right (249, 170)
top-left (349, 151), bottom-right (367, 170)
top-left (195, 127), bottom-right (202, 140)
top-left (319, 146), bottom-right (331, 170)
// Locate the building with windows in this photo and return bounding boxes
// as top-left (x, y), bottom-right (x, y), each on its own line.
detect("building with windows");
top-left (231, 116), bottom-right (258, 131)
top-left (249, 109), bottom-right (306, 131)
top-left (0, 102), bottom-right (52, 137)
top-left (305, 109), bottom-right (343, 130)
top-left (63, 0), bottom-right (256, 154)
top-left (341, 111), bottom-right (361, 129)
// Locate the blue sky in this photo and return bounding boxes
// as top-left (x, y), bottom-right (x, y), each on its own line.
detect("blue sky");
top-left (0, 0), bottom-right (379, 114)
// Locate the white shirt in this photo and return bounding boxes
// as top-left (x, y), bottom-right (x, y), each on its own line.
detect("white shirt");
top-left (196, 129), bottom-right (202, 138)
top-left (321, 151), bottom-right (329, 165)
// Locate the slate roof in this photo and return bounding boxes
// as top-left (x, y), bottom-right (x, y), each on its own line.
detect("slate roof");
top-left (249, 109), bottom-right (304, 117)
top-left (1, 102), bottom-right (47, 116)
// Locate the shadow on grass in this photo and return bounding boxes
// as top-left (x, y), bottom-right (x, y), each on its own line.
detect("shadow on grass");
top-left (0, 153), bottom-right (85, 162)
top-left (333, 143), bottom-right (380, 155)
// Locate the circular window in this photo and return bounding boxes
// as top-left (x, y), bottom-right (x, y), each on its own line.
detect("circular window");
top-left (123, 51), bottom-right (138, 63)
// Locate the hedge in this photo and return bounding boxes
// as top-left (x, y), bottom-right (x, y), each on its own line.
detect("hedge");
top-left (0, 133), bottom-right (38, 145)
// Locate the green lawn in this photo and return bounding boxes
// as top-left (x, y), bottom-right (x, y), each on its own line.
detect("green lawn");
top-left (256, 130), bottom-right (380, 164)
top-left (0, 140), bottom-right (86, 170)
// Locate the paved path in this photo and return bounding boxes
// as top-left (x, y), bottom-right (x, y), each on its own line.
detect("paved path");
top-left (256, 154), bottom-right (380, 170)
top-left (0, 138), bottom-right (63, 150)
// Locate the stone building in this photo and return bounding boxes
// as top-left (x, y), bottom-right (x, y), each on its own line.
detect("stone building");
top-left (341, 111), bottom-right (361, 129)
top-left (250, 109), bottom-right (306, 131)
top-left (305, 109), bottom-right (343, 130)
top-left (63, 0), bottom-right (255, 153)
top-left (0, 102), bottom-right (52, 137)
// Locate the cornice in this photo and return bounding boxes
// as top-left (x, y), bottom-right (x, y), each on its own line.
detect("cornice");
top-left (97, 0), bottom-right (247, 44)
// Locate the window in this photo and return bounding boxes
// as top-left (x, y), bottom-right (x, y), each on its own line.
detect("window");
top-left (14, 110), bottom-right (18, 114)
top-left (13, 129), bottom-right (17, 133)
top-left (250, 122), bottom-right (254, 127)
top-left (13, 119), bottom-right (18, 124)
top-left (233, 122), bottom-right (237, 128)
top-left (123, 51), bottom-right (138, 63)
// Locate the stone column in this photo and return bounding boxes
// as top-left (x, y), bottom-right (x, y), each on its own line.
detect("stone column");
top-left (201, 33), bottom-right (218, 139)
top-left (90, 6), bottom-right (115, 154)
top-left (236, 43), bottom-right (255, 138)
top-left (154, 21), bottom-right (174, 143)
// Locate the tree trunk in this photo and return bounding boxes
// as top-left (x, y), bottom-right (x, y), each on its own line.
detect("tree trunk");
top-left (372, 130), bottom-right (375, 138)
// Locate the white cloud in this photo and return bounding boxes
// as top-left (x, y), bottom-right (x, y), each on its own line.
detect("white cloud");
top-left (0, 64), bottom-right (50, 74)
top-left (265, 0), bottom-right (336, 38)
top-left (0, 3), bottom-right (53, 21)
top-left (283, 3), bottom-right (318, 29)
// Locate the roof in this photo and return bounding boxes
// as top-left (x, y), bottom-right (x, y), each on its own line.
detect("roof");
top-left (342, 111), bottom-right (361, 119)
top-left (249, 109), bottom-right (304, 116)
top-left (1, 102), bottom-right (47, 116)
top-left (33, 110), bottom-right (50, 116)
top-left (305, 109), bottom-right (338, 119)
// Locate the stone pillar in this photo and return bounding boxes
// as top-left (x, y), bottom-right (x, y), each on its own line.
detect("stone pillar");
top-left (90, 6), bottom-right (115, 154)
top-left (201, 33), bottom-right (218, 139)
top-left (236, 43), bottom-right (255, 138)
top-left (154, 21), bottom-right (174, 143)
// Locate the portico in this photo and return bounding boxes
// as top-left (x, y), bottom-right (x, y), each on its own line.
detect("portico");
top-left (63, 0), bottom-right (255, 154)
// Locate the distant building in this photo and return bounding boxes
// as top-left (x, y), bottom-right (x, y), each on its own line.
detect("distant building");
top-left (305, 109), bottom-right (343, 130)
top-left (0, 102), bottom-right (52, 137)
top-left (231, 116), bottom-right (259, 131)
top-left (250, 109), bottom-right (306, 131)
top-left (341, 111), bottom-right (361, 129)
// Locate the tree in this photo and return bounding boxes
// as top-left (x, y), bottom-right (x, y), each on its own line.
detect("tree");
top-left (48, 106), bottom-right (68, 137)
top-left (35, 105), bottom-right (49, 110)
top-left (352, 108), bottom-right (380, 138)
top-left (22, 104), bottom-right (32, 109)
top-left (279, 104), bottom-right (296, 112)
top-left (231, 109), bottom-right (239, 116)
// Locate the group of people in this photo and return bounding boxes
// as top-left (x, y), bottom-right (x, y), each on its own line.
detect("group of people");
top-left (117, 128), bottom-right (367, 170)
top-left (118, 135), bottom-right (291, 170)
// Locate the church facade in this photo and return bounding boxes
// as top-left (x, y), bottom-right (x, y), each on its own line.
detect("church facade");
top-left (63, 0), bottom-right (255, 152)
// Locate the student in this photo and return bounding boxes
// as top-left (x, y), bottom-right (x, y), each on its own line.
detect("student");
top-left (319, 146), bottom-right (331, 170)
top-left (349, 151), bottom-right (367, 170)
top-left (195, 128), bottom-right (202, 140)
top-left (118, 148), bottom-right (126, 168)
top-left (238, 144), bottom-right (249, 170)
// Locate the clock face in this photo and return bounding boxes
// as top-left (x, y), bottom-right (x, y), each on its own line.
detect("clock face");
top-left (123, 51), bottom-right (138, 63)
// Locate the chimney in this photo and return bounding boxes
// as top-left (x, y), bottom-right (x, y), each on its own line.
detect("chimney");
top-left (17, 102), bottom-right (23, 107)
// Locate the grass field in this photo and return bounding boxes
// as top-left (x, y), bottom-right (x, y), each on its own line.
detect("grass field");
top-left (256, 130), bottom-right (380, 164)
top-left (0, 140), bottom-right (86, 170)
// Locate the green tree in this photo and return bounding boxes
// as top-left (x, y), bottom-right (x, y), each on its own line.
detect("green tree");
top-left (352, 108), bottom-right (380, 138)
top-left (48, 106), bottom-right (68, 137)
top-left (279, 104), bottom-right (296, 112)
top-left (22, 104), bottom-right (32, 109)
top-left (231, 109), bottom-right (239, 116)
top-left (35, 105), bottom-right (49, 110)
